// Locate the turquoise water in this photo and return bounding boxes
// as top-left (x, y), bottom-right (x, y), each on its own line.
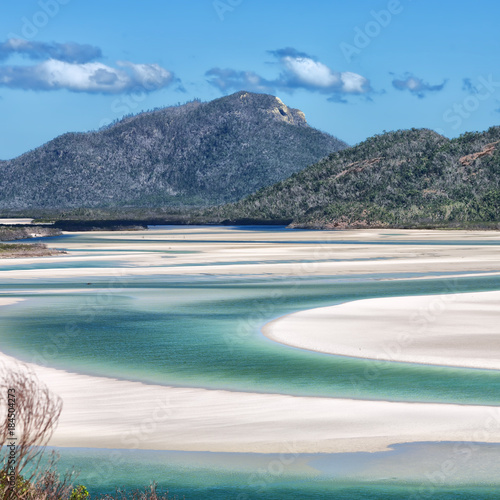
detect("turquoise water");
top-left (165, 257), bottom-right (393, 267)
top-left (18, 229), bottom-right (500, 247)
top-left (0, 257), bottom-right (394, 271)
top-left (42, 444), bottom-right (500, 499)
top-left (0, 259), bottom-right (137, 271)
top-left (1, 274), bottom-right (500, 404)
top-left (2, 227), bottom-right (500, 498)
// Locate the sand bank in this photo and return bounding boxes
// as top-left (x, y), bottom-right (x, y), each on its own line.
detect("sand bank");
top-left (1, 227), bottom-right (500, 280)
top-left (1, 346), bottom-right (499, 454)
top-left (1, 228), bottom-right (500, 454)
top-left (263, 291), bottom-right (500, 370)
top-left (0, 218), bottom-right (34, 225)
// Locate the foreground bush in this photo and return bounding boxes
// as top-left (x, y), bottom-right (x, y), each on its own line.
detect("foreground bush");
top-left (1, 364), bottom-right (181, 499)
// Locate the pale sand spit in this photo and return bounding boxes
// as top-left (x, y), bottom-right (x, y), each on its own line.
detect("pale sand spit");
top-left (263, 291), bottom-right (500, 370)
top-left (1, 347), bottom-right (499, 454)
top-left (2, 227), bottom-right (500, 279)
top-left (1, 296), bottom-right (500, 454)
top-left (0, 218), bottom-right (34, 225)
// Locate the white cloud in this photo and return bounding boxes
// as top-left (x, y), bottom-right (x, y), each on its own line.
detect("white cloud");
top-left (4, 38), bottom-right (29, 50)
top-left (0, 38), bottom-right (177, 94)
top-left (205, 68), bottom-right (274, 93)
top-left (207, 47), bottom-right (371, 98)
top-left (392, 73), bottom-right (446, 98)
top-left (281, 55), bottom-right (369, 94)
top-left (117, 61), bottom-right (173, 90)
top-left (340, 72), bottom-right (369, 93)
top-left (282, 56), bottom-right (340, 88)
top-left (0, 59), bottom-right (175, 94)
top-left (39, 60), bottom-right (125, 92)
top-left (0, 38), bottom-right (102, 63)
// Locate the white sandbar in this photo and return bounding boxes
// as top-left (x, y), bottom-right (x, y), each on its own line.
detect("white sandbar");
top-left (1, 227), bottom-right (500, 454)
top-left (2, 227), bottom-right (500, 279)
top-left (263, 291), bottom-right (500, 370)
top-left (1, 347), bottom-right (500, 454)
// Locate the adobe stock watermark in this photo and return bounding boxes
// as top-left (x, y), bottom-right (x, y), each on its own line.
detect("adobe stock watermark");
top-left (409, 408), bottom-right (500, 499)
top-left (7, 0), bottom-right (71, 41)
top-left (30, 271), bottom-right (128, 368)
top-left (235, 440), bottom-right (303, 500)
top-left (213, 0), bottom-right (243, 21)
top-left (349, 280), bottom-right (461, 395)
top-left (81, 394), bottom-right (175, 490)
top-left (443, 75), bottom-right (500, 130)
top-left (98, 77), bottom-right (162, 129)
top-left (340, 0), bottom-right (404, 62)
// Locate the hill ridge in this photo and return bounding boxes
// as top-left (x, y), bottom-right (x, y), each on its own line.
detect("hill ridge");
top-left (0, 91), bottom-right (346, 210)
top-left (207, 127), bottom-right (500, 228)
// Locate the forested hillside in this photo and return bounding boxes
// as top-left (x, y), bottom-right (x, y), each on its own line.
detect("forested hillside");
top-left (207, 127), bottom-right (500, 228)
top-left (0, 92), bottom-right (346, 210)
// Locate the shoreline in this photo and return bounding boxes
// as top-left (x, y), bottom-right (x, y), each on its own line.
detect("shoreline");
top-left (2, 346), bottom-right (500, 454)
top-left (263, 291), bottom-right (500, 371)
top-left (2, 227), bottom-right (500, 279)
top-left (1, 228), bottom-right (500, 455)
top-left (1, 294), bottom-right (500, 454)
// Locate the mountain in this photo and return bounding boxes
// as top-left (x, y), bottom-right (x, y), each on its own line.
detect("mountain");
top-left (0, 92), bottom-right (347, 210)
top-left (206, 127), bottom-right (500, 228)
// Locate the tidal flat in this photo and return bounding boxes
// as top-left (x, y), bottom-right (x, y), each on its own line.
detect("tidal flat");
top-left (1, 226), bottom-right (500, 498)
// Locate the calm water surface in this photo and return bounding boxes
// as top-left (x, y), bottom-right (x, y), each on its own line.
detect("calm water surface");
top-left (2, 228), bottom-right (500, 498)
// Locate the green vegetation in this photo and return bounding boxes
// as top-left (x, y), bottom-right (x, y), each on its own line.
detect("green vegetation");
top-left (0, 242), bottom-right (64, 258)
top-left (1, 366), bottom-right (180, 499)
top-left (2, 95), bottom-right (498, 229)
top-left (0, 225), bottom-right (64, 256)
top-left (0, 473), bottom-right (176, 500)
top-left (0, 470), bottom-right (178, 499)
top-left (0, 92), bottom-right (345, 210)
top-left (206, 127), bottom-right (500, 228)
top-left (69, 485), bottom-right (90, 500)
top-left (0, 226), bottom-right (61, 242)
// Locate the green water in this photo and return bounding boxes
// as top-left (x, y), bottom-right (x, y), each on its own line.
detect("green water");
top-left (0, 259), bottom-right (139, 271)
top-left (20, 229), bottom-right (500, 247)
top-left (41, 444), bottom-right (500, 499)
top-left (1, 274), bottom-right (500, 404)
top-left (2, 227), bottom-right (500, 498)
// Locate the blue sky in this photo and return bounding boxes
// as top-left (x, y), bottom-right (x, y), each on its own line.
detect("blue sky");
top-left (1, 0), bottom-right (500, 159)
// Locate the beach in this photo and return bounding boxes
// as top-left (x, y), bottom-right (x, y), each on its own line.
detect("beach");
top-left (263, 291), bottom-right (500, 370)
top-left (1, 227), bottom-right (500, 455)
top-left (1, 344), bottom-right (500, 454)
top-left (1, 227), bottom-right (500, 281)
